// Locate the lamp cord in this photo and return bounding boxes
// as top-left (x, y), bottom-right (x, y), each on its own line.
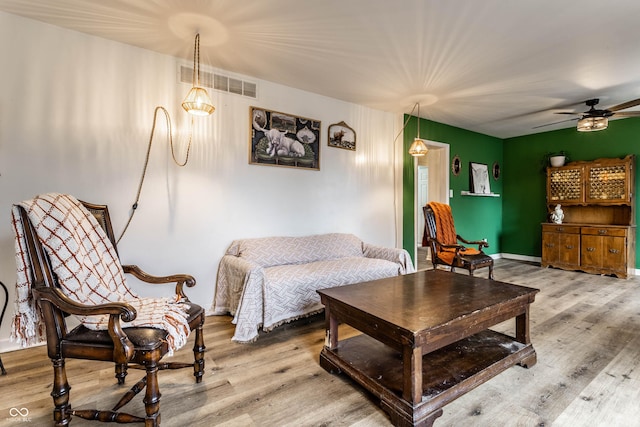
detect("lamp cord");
top-left (392, 102), bottom-right (419, 146)
top-left (193, 33), bottom-right (200, 87)
top-left (116, 106), bottom-right (193, 244)
top-left (391, 102), bottom-right (419, 247)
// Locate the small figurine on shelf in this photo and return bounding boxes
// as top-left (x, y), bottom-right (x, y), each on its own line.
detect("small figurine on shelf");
top-left (550, 204), bottom-right (564, 224)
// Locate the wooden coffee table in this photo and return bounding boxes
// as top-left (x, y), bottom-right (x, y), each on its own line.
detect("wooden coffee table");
top-left (318, 269), bottom-right (539, 427)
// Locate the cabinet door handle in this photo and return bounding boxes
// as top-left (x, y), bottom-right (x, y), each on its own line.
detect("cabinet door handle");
top-left (609, 249), bottom-right (620, 254)
top-left (598, 229), bottom-right (607, 235)
top-left (546, 243), bottom-right (554, 248)
top-left (586, 247), bottom-right (596, 252)
top-left (565, 245), bottom-right (574, 249)
top-left (557, 227), bottom-right (564, 232)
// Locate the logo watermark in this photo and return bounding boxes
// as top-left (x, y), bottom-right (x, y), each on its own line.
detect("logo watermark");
top-left (8, 407), bottom-right (31, 423)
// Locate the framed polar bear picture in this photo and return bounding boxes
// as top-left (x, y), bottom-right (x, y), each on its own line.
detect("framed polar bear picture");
top-left (249, 106), bottom-right (321, 170)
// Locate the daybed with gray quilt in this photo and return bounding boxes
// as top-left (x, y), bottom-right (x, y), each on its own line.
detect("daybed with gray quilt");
top-left (211, 233), bottom-right (415, 342)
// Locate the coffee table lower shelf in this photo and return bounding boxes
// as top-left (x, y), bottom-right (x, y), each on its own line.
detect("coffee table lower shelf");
top-left (320, 329), bottom-right (536, 427)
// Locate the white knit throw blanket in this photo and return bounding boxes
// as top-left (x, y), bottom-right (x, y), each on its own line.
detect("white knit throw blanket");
top-left (10, 193), bottom-right (190, 355)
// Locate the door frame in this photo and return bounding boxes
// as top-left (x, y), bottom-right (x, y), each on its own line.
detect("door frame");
top-left (411, 140), bottom-right (450, 268)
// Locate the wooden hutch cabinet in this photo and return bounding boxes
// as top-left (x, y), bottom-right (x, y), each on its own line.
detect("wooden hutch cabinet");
top-left (542, 155), bottom-right (636, 278)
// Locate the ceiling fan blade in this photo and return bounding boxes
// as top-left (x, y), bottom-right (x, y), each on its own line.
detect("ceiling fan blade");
top-left (554, 112), bottom-right (581, 115)
top-left (532, 117), bottom-right (579, 129)
top-left (608, 97), bottom-right (640, 112)
top-left (612, 111), bottom-right (640, 117)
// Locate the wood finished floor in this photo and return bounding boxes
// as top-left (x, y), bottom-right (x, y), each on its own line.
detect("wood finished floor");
top-left (0, 258), bottom-right (639, 426)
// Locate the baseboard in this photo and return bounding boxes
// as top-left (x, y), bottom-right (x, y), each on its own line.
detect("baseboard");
top-left (0, 337), bottom-right (45, 354)
top-left (426, 252), bottom-right (540, 263)
top-left (500, 253), bottom-right (542, 263)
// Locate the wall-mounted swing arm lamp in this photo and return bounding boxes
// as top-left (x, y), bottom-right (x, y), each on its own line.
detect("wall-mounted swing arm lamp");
top-left (117, 33), bottom-right (215, 243)
top-left (408, 102), bottom-right (428, 156)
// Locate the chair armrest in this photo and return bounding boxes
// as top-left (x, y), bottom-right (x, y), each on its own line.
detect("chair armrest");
top-left (456, 235), bottom-right (489, 250)
top-left (427, 236), bottom-right (465, 253)
top-left (122, 264), bottom-right (196, 300)
top-left (32, 287), bottom-right (136, 363)
top-left (363, 243), bottom-right (416, 274)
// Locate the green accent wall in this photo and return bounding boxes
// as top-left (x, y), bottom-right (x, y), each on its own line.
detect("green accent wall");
top-left (402, 116), bottom-right (503, 257)
top-left (403, 116), bottom-right (640, 268)
top-left (503, 118), bottom-right (640, 262)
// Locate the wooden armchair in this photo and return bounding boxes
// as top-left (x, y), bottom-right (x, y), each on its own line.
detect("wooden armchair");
top-left (14, 196), bottom-right (205, 426)
top-left (422, 202), bottom-right (494, 279)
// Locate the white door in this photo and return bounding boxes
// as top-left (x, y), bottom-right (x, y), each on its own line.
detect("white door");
top-left (417, 166), bottom-right (428, 247)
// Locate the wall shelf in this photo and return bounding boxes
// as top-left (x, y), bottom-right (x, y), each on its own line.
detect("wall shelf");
top-left (461, 191), bottom-right (500, 198)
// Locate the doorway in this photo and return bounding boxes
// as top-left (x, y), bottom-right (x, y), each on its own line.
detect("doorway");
top-left (415, 141), bottom-right (449, 270)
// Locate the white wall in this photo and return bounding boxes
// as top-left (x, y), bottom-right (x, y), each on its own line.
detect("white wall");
top-left (0, 12), bottom-right (401, 350)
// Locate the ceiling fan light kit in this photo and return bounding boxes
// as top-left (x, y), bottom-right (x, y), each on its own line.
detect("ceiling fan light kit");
top-left (537, 97), bottom-right (640, 132)
top-left (577, 116), bottom-right (608, 132)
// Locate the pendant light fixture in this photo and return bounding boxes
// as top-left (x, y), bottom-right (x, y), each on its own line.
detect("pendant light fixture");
top-left (408, 102), bottom-right (428, 156)
top-left (119, 34), bottom-right (215, 243)
top-left (182, 33), bottom-right (215, 116)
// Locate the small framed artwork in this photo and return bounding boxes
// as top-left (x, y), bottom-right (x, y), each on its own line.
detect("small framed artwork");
top-left (492, 162), bottom-right (500, 180)
top-left (470, 162), bottom-right (491, 194)
top-left (328, 121), bottom-right (356, 150)
top-left (249, 106), bottom-right (321, 170)
top-left (452, 155), bottom-right (461, 176)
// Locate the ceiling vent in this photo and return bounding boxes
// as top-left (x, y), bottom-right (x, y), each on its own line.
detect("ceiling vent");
top-left (179, 65), bottom-right (257, 99)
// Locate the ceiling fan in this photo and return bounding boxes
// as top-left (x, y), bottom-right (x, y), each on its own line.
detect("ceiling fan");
top-left (534, 97), bottom-right (640, 131)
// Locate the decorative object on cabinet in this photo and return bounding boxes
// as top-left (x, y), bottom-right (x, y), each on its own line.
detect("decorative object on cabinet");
top-left (549, 155), bottom-right (566, 167)
top-left (469, 162), bottom-right (491, 194)
top-left (328, 121), bottom-right (356, 150)
top-left (542, 151), bottom-right (570, 171)
top-left (452, 155), bottom-right (461, 176)
top-left (492, 161), bottom-right (500, 180)
top-left (542, 155), bottom-right (635, 278)
top-left (550, 204), bottom-right (564, 224)
top-left (250, 106), bottom-right (321, 170)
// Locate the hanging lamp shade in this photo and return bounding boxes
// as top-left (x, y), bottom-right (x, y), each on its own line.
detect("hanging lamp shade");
top-left (182, 33), bottom-right (214, 116)
top-left (182, 86), bottom-right (215, 116)
top-left (409, 103), bottom-right (428, 156)
top-left (409, 137), bottom-right (428, 156)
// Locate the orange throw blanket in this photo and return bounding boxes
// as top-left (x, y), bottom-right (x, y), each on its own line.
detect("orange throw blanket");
top-left (428, 202), bottom-right (479, 265)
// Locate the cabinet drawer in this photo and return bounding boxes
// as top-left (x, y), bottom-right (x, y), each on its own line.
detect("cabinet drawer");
top-left (581, 227), bottom-right (627, 237)
top-left (541, 224), bottom-right (580, 234)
